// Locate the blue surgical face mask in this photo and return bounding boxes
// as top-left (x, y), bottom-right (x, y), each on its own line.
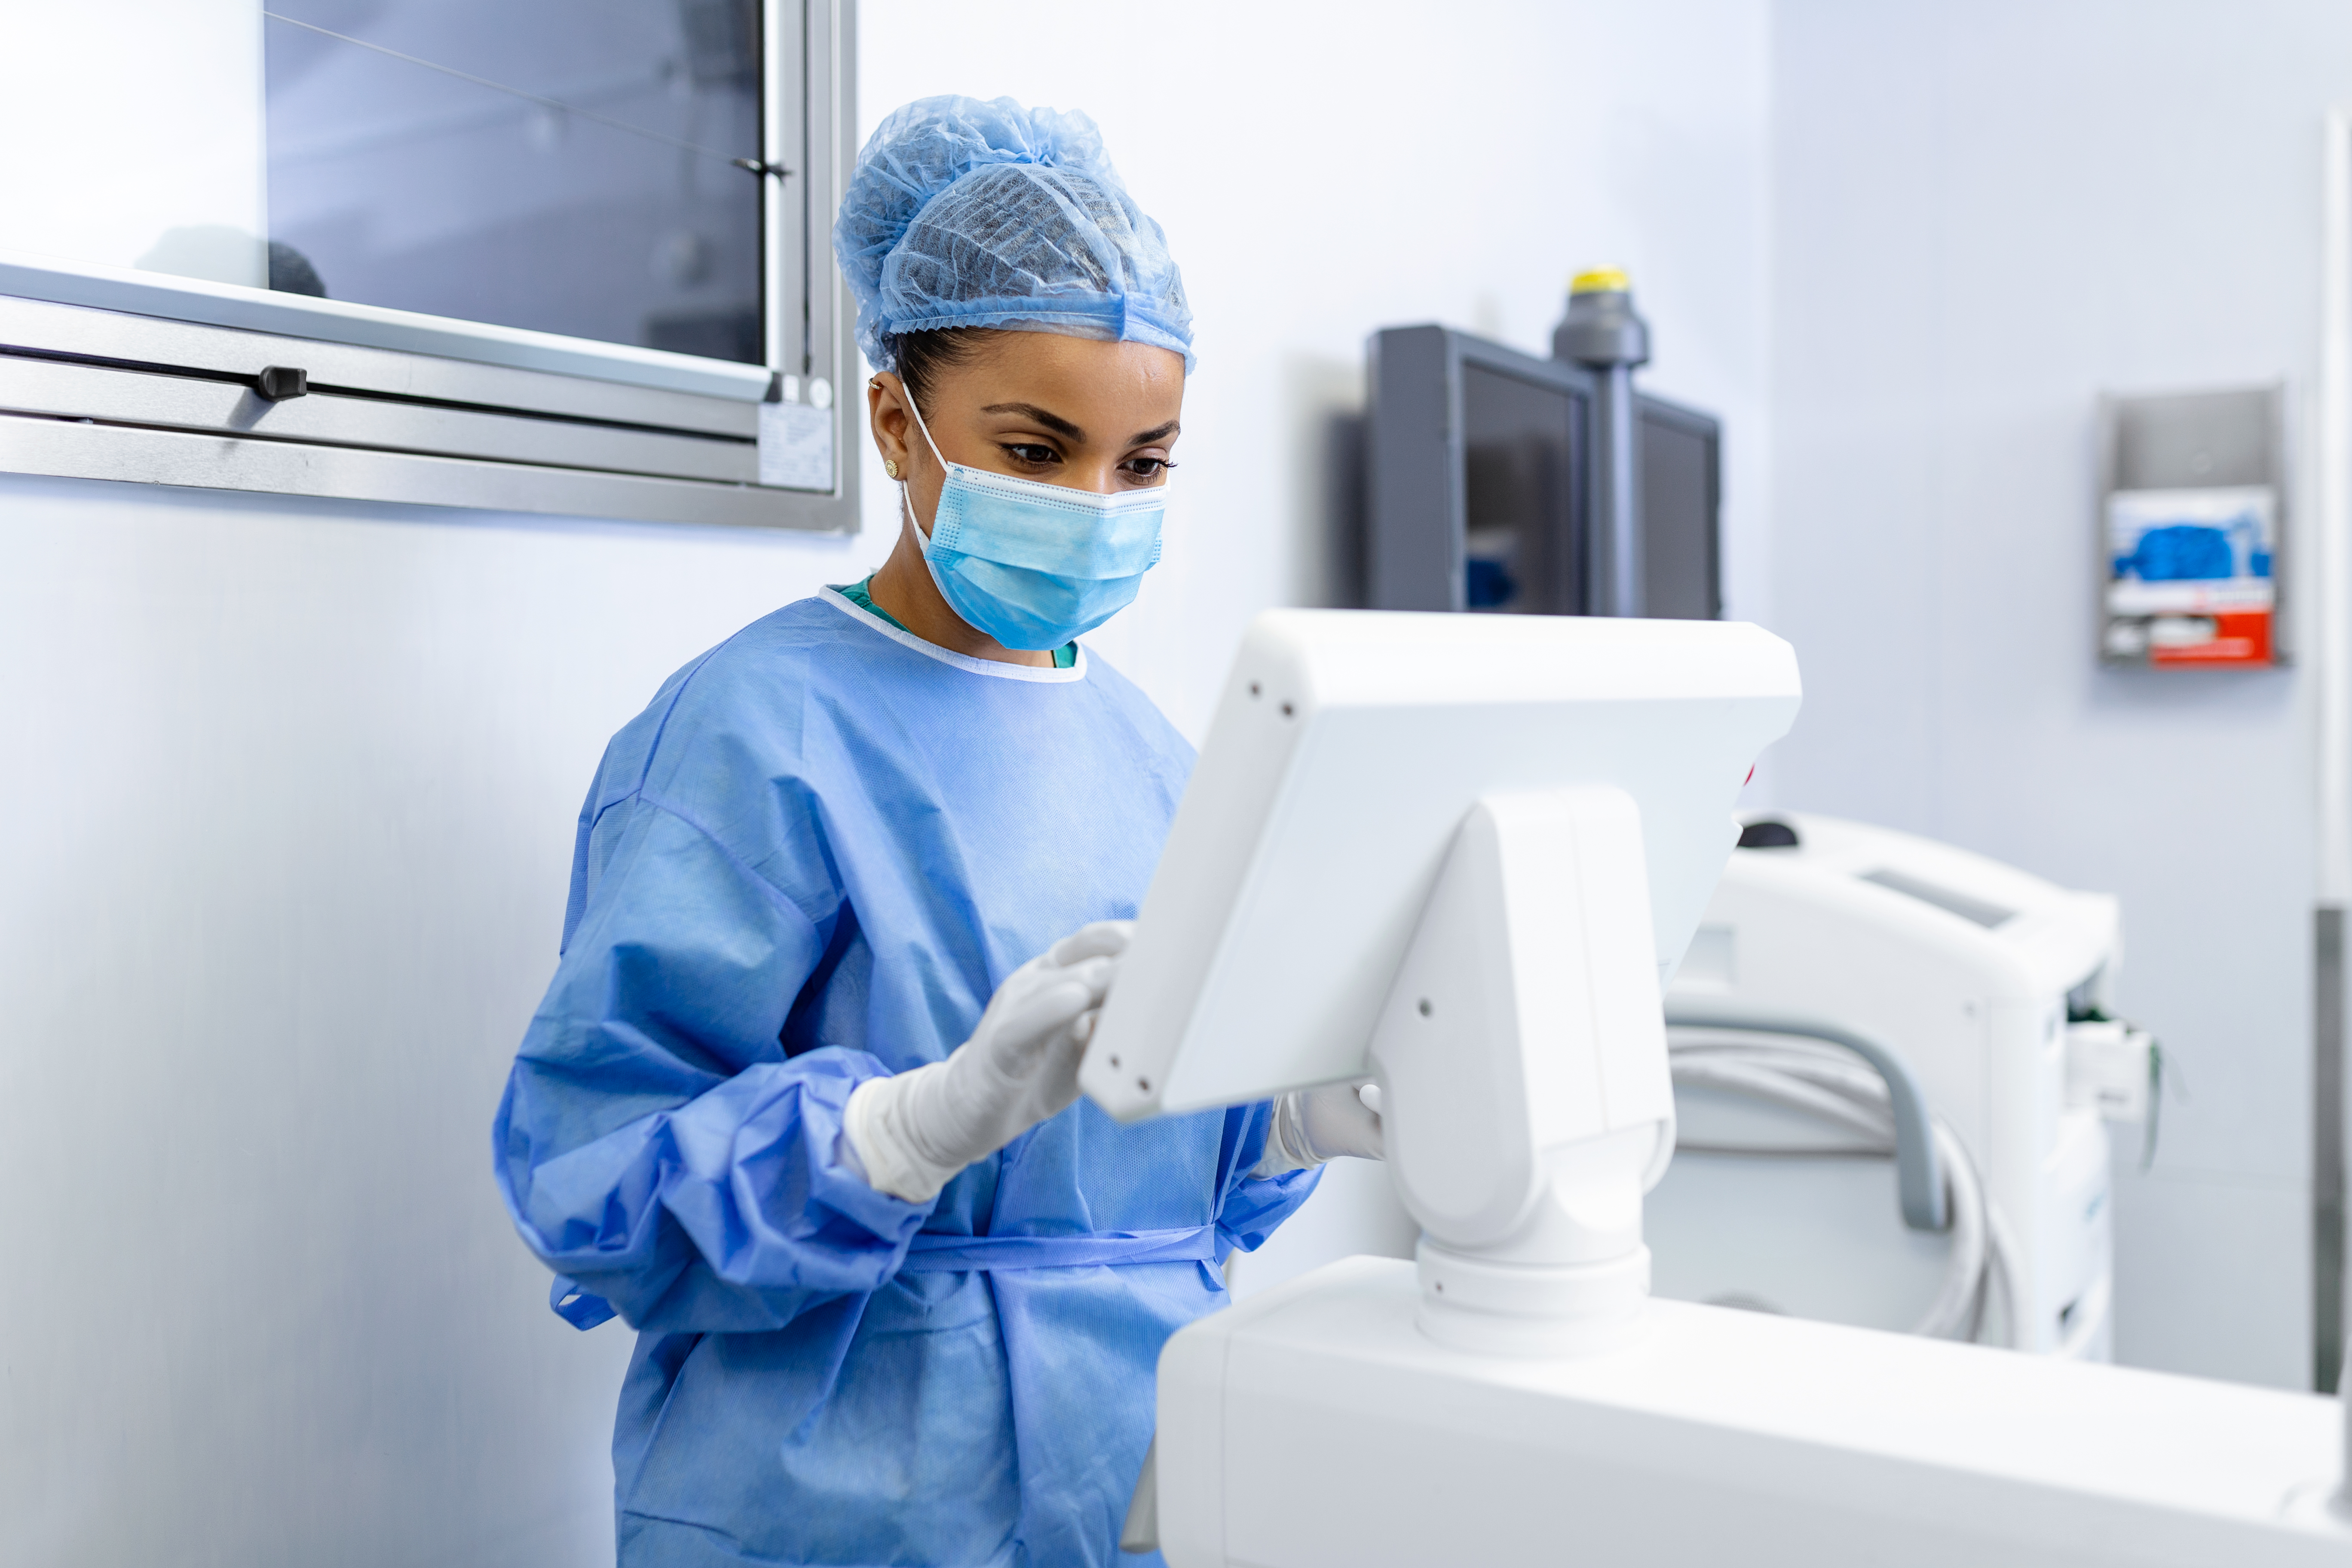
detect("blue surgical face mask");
top-left (899, 392), bottom-right (1166, 652)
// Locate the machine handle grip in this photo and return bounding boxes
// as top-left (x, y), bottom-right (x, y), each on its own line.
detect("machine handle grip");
top-left (1663, 1008), bottom-right (1951, 1233)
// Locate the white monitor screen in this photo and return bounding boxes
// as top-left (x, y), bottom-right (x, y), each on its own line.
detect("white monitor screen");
top-left (1081, 610), bottom-right (1801, 1122)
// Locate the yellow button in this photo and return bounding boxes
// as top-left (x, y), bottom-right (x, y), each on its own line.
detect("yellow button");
top-left (1570, 266), bottom-right (1630, 295)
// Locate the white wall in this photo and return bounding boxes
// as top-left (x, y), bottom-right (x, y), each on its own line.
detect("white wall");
top-left (1769, 0), bottom-right (2352, 1388)
top-left (0, 2), bottom-right (1776, 1561)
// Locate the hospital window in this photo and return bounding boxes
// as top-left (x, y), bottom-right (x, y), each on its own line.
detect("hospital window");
top-left (0, 2), bottom-right (858, 533)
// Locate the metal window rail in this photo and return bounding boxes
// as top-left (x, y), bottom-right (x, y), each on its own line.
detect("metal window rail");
top-left (0, 287), bottom-right (848, 531)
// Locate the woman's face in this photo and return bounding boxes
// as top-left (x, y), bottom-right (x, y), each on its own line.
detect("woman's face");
top-left (870, 331), bottom-right (1186, 527)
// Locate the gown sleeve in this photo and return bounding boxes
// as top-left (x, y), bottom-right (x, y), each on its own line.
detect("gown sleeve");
top-left (493, 791), bottom-right (932, 1335)
top-left (1209, 1100), bottom-right (1323, 1260)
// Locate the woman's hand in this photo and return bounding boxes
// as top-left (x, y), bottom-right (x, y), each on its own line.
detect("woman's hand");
top-left (1252, 1080), bottom-right (1386, 1179)
top-left (844, 921), bottom-right (1133, 1202)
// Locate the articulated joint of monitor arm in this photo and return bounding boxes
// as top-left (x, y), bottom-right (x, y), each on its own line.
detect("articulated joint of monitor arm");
top-left (1367, 787), bottom-right (1677, 1358)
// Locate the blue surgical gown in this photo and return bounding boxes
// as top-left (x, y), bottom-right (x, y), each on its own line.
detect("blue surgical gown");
top-left (493, 590), bottom-right (1317, 1567)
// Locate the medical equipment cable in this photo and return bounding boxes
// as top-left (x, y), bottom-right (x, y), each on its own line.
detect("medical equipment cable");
top-left (1663, 1025), bottom-right (2019, 1346)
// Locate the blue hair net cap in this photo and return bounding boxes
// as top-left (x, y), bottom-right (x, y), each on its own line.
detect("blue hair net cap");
top-left (833, 95), bottom-right (1194, 374)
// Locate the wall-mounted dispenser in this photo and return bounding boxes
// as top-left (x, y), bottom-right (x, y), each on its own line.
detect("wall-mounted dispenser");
top-left (2098, 385), bottom-right (2285, 668)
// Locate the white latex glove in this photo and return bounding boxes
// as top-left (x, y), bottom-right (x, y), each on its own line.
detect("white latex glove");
top-left (1253, 1080), bottom-right (1385, 1179)
top-left (845, 921), bottom-right (1132, 1202)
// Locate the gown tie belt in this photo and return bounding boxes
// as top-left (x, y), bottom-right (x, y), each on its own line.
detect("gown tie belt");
top-left (549, 1225), bottom-right (1221, 1329)
top-left (897, 1224), bottom-right (1218, 1271)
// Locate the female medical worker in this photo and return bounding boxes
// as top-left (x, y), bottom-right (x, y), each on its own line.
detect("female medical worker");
top-left (493, 97), bottom-right (1382, 1568)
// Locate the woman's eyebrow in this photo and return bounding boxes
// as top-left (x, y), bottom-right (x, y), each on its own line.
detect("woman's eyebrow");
top-left (1127, 420), bottom-right (1180, 446)
top-left (980, 402), bottom-right (1084, 439)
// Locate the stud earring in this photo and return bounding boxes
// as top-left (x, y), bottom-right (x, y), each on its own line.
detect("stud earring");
top-left (884, 458), bottom-right (901, 479)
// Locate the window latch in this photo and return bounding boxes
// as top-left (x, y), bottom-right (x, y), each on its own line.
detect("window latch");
top-left (255, 366), bottom-right (309, 401)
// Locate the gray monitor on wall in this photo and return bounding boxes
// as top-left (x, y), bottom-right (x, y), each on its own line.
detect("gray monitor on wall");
top-left (1365, 324), bottom-right (1720, 620)
top-left (1637, 392), bottom-right (1723, 621)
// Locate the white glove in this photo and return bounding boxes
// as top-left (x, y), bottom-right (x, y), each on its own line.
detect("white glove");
top-left (845, 921), bottom-right (1131, 1202)
top-left (1253, 1080), bottom-right (1385, 1178)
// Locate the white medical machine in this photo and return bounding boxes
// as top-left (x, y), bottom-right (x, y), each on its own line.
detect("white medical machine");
top-left (1084, 610), bottom-right (2350, 1568)
top-left (1651, 814), bottom-right (2156, 1357)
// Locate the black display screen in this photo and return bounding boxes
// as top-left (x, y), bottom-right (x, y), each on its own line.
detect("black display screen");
top-left (1460, 363), bottom-right (1583, 615)
top-left (1638, 400), bottom-right (1722, 621)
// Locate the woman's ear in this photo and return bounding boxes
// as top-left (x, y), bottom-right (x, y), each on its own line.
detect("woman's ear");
top-left (868, 374), bottom-right (914, 481)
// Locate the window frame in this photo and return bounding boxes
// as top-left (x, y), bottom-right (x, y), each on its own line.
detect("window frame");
top-left (0, 0), bottom-right (860, 535)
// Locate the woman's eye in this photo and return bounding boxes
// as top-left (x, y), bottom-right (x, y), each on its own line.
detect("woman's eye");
top-left (1121, 457), bottom-right (1172, 480)
top-left (1003, 443), bottom-right (1060, 466)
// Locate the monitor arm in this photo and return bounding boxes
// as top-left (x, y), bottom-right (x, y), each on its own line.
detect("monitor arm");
top-left (1367, 787), bottom-right (1678, 1356)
